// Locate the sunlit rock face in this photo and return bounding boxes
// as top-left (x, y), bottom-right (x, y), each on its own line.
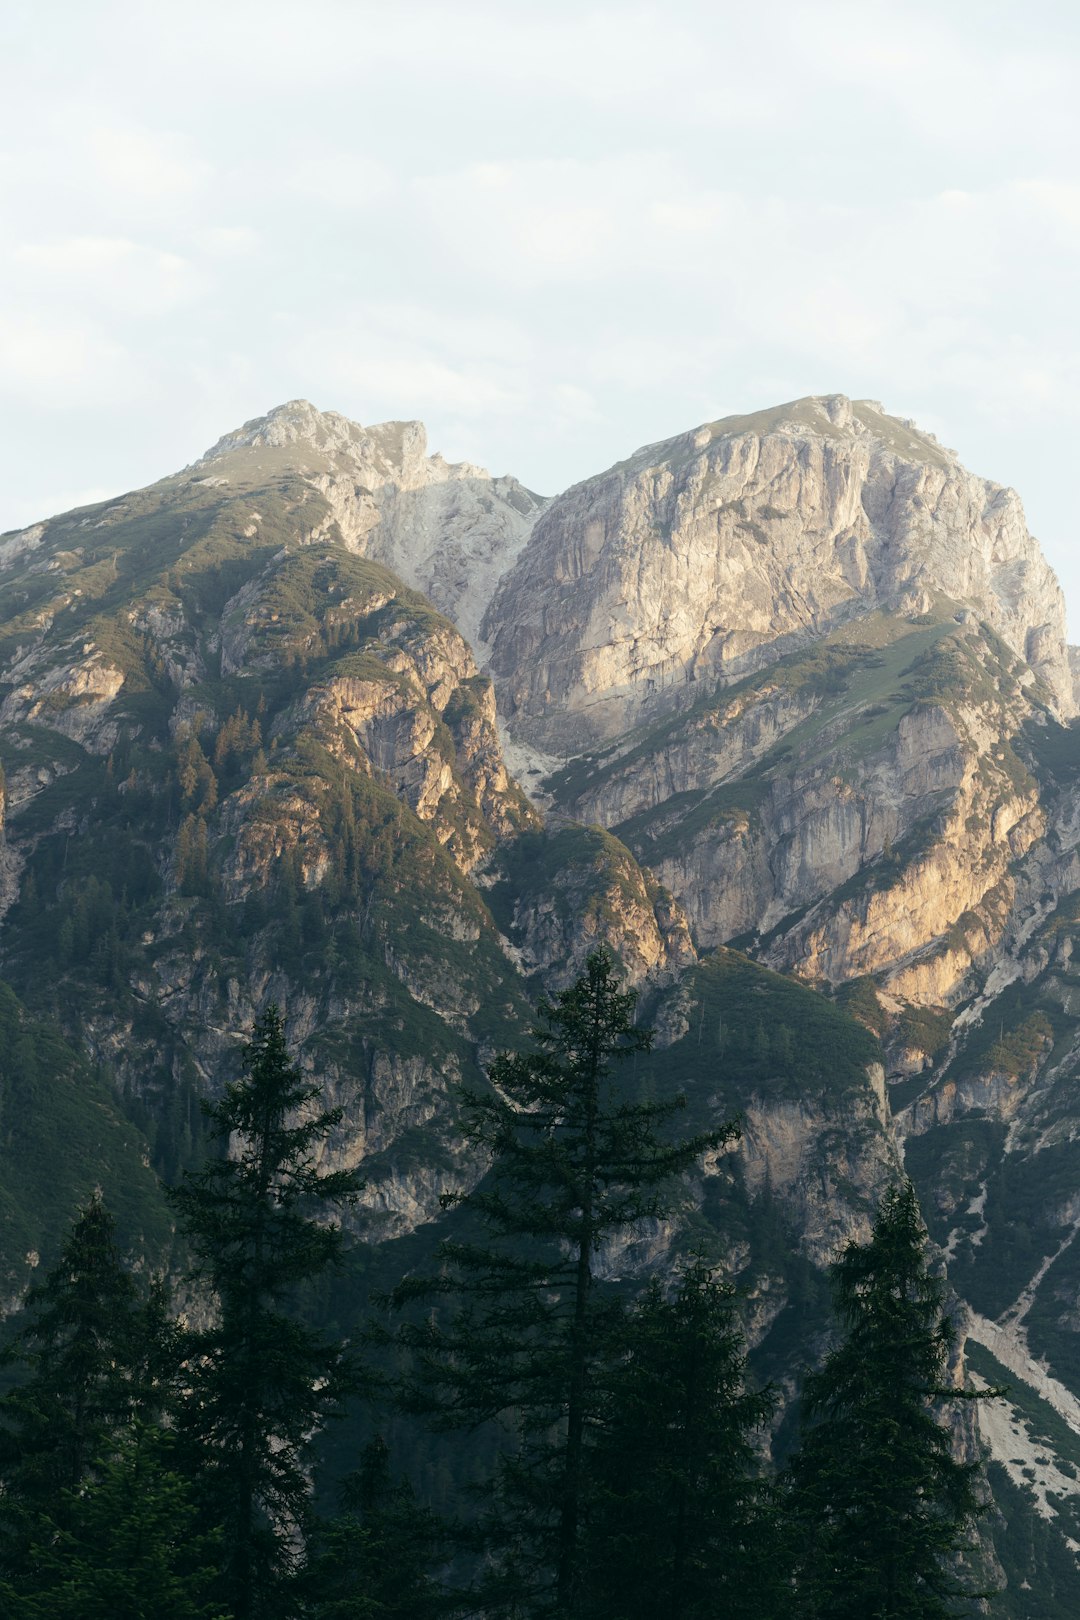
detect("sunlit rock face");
top-left (483, 394), bottom-right (1072, 751)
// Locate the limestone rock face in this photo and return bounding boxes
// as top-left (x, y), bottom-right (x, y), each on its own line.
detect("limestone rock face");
top-left (0, 653), bottom-right (126, 753)
top-left (548, 614), bottom-right (1048, 1005)
top-left (489, 825), bottom-right (697, 991)
top-left (195, 400), bottom-right (544, 655)
top-left (484, 396), bottom-right (1073, 750)
top-left (735, 1069), bottom-right (890, 1268)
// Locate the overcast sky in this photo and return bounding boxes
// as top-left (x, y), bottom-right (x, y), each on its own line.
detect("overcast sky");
top-left (3, 1), bottom-right (1080, 623)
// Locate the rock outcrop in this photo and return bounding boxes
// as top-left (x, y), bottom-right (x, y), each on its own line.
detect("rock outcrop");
top-left (195, 400), bottom-right (544, 655)
top-left (484, 395), bottom-right (1073, 750)
top-left (488, 823), bottom-right (696, 991)
top-left (545, 611), bottom-right (1050, 1005)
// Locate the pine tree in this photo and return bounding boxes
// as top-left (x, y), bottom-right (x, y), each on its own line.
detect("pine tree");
top-left (579, 1259), bottom-right (778, 1620)
top-left (169, 1005), bottom-right (362, 1620)
top-left (786, 1180), bottom-right (997, 1620)
top-left (8, 1421), bottom-right (223, 1620)
top-left (300, 1437), bottom-right (449, 1620)
top-left (177, 734), bottom-right (218, 811)
top-left (395, 949), bottom-right (738, 1618)
top-left (0, 1195), bottom-right (139, 1565)
top-left (0, 1198), bottom-right (191, 1608)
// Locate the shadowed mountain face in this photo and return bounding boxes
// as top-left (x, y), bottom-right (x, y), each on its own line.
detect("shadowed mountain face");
top-left (4, 393), bottom-right (1080, 1609)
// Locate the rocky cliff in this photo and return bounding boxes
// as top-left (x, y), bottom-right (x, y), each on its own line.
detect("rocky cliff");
top-left (3, 393), bottom-right (1079, 1610)
top-left (0, 404), bottom-right (893, 1290)
top-left (485, 394), bottom-right (1072, 750)
top-left (194, 399), bottom-right (544, 655)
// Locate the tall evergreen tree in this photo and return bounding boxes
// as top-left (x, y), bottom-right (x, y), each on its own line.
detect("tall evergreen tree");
top-left (579, 1259), bottom-right (778, 1620)
top-left (300, 1437), bottom-right (449, 1620)
top-left (786, 1180), bottom-right (996, 1620)
top-left (170, 1005), bottom-right (362, 1620)
top-left (0, 1197), bottom-right (208, 1615)
top-left (8, 1420), bottom-right (223, 1620)
top-left (395, 949), bottom-right (737, 1618)
top-left (0, 1195), bottom-right (140, 1575)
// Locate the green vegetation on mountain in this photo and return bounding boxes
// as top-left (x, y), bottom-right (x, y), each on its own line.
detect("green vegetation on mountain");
top-left (903, 1119), bottom-right (1004, 1249)
top-left (0, 952), bottom-right (998, 1620)
top-left (984, 1463), bottom-right (1080, 1620)
top-left (488, 824), bottom-right (646, 928)
top-left (919, 1132), bottom-right (1080, 1323)
top-left (644, 948), bottom-right (882, 1116)
top-left (964, 1341), bottom-right (1080, 1620)
top-left (0, 468), bottom-right (541, 1248)
top-left (0, 986), bottom-right (170, 1291)
top-left (299, 1437), bottom-right (450, 1620)
top-left (580, 1259), bottom-right (779, 1620)
top-left (5, 397), bottom-right (1080, 1615)
top-left (904, 957), bottom-right (1080, 1322)
top-left (0, 1197), bottom-right (209, 1617)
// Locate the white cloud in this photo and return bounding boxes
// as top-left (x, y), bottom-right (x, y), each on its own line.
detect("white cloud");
top-left (286, 299), bottom-right (536, 423)
top-left (279, 152), bottom-right (394, 211)
top-left (0, 314), bottom-right (141, 405)
top-left (109, 1), bottom-right (788, 127)
top-left (549, 383), bottom-right (601, 425)
top-left (784, 1), bottom-right (1078, 155)
top-left (406, 153), bottom-right (1080, 383)
top-left (86, 124), bottom-right (210, 203)
top-left (3, 0), bottom-right (1080, 613)
top-left (13, 236), bottom-right (202, 316)
top-left (411, 156), bottom-right (737, 287)
top-left (307, 350), bottom-right (523, 419)
top-left (198, 226), bottom-right (261, 258)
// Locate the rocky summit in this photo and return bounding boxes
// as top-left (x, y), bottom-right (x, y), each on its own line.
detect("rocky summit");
top-left (4, 393), bottom-right (1080, 1609)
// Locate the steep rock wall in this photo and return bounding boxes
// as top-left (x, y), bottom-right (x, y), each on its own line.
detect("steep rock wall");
top-left (485, 395), bottom-right (1072, 749)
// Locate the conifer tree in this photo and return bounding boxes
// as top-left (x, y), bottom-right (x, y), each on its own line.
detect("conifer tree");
top-left (0, 1198), bottom-right (201, 1612)
top-left (785, 1180), bottom-right (997, 1620)
top-left (395, 949), bottom-right (737, 1618)
top-left (579, 1259), bottom-right (779, 1620)
top-left (0, 1194), bottom-right (139, 1565)
top-left (170, 1005), bottom-right (362, 1620)
top-left (300, 1437), bottom-right (449, 1620)
top-left (8, 1421), bottom-right (223, 1620)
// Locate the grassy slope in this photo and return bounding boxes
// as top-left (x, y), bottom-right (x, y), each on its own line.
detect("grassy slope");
top-left (0, 983), bottom-right (171, 1292)
top-left (547, 614), bottom-right (958, 859)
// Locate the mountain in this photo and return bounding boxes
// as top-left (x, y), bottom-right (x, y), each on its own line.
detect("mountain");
top-left (485, 393), bottom-right (1073, 748)
top-left (3, 393), bottom-right (1080, 1609)
top-left (192, 398), bottom-right (543, 655)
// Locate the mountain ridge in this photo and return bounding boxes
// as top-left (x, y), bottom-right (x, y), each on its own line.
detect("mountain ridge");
top-left (4, 391), bottom-right (1080, 1608)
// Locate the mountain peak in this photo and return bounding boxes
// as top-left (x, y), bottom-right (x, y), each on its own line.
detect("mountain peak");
top-left (194, 400), bottom-right (429, 470)
top-left (486, 391), bottom-right (1070, 747)
top-left (700, 394), bottom-right (957, 469)
top-left (618, 395), bottom-right (958, 488)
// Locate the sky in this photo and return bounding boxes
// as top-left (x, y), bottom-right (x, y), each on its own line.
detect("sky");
top-left (2, 0), bottom-right (1080, 621)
